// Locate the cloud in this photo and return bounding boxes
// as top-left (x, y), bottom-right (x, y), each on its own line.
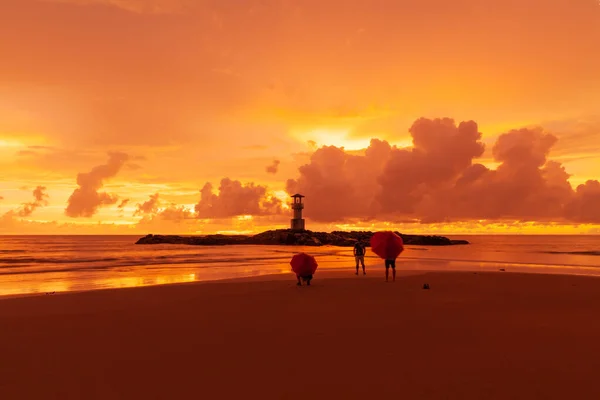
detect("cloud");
top-left (564, 180), bottom-right (600, 223)
top-left (134, 193), bottom-right (160, 216)
top-left (265, 159), bottom-right (280, 174)
top-left (134, 193), bottom-right (194, 229)
top-left (525, 115), bottom-right (600, 158)
top-left (195, 178), bottom-right (283, 218)
top-left (286, 139), bottom-right (393, 222)
top-left (0, 186), bottom-right (49, 226)
top-left (413, 128), bottom-right (574, 222)
top-left (157, 204), bottom-right (193, 221)
top-left (287, 117), bottom-right (600, 224)
top-left (17, 186), bottom-right (50, 217)
top-left (118, 198), bottom-right (130, 208)
top-left (65, 152), bottom-right (129, 217)
top-left (377, 118), bottom-right (486, 215)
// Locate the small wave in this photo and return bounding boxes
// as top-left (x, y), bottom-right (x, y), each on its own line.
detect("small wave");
top-left (0, 256), bottom-right (122, 265)
top-left (0, 253), bottom-right (293, 274)
top-left (540, 251), bottom-right (600, 256)
top-left (0, 258), bottom-right (288, 276)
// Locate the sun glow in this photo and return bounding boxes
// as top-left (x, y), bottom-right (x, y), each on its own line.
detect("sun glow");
top-left (0, 138), bottom-right (24, 148)
top-left (293, 128), bottom-right (372, 151)
top-left (273, 190), bottom-right (291, 209)
top-left (291, 127), bottom-right (416, 151)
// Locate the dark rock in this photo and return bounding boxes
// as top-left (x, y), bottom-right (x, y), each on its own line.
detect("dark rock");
top-left (449, 239), bottom-right (470, 245)
top-left (135, 229), bottom-right (469, 247)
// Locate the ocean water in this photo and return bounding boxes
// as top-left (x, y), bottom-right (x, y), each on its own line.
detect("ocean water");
top-left (0, 235), bottom-right (599, 297)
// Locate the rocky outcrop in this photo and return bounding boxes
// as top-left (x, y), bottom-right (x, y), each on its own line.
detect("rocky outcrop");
top-left (135, 229), bottom-right (469, 246)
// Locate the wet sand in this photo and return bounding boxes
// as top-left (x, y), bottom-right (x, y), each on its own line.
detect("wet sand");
top-left (1, 270), bottom-right (600, 399)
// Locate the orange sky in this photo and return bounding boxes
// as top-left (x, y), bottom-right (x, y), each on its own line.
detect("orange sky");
top-left (1, 0), bottom-right (599, 234)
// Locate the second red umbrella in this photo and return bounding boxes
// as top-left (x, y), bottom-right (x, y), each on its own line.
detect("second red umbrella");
top-left (370, 231), bottom-right (404, 260)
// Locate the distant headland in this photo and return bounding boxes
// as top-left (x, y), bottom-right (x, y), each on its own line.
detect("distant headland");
top-left (135, 229), bottom-right (470, 247)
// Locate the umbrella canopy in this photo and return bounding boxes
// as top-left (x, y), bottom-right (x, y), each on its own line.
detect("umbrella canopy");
top-left (290, 252), bottom-right (318, 276)
top-left (370, 231), bottom-right (404, 260)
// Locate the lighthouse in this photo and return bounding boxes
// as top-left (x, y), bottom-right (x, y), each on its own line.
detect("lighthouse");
top-left (290, 193), bottom-right (306, 231)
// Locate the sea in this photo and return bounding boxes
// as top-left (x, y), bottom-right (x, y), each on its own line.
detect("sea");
top-left (1, 235), bottom-right (599, 297)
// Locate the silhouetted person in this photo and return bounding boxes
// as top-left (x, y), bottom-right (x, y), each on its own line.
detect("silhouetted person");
top-left (297, 274), bottom-right (312, 286)
top-left (354, 241), bottom-right (366, 275)
top-left (385, 259), bottom-right (396, 282)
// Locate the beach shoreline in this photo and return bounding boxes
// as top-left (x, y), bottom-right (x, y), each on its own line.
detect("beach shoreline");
top-left (2, 270), bottom-right (600, 399)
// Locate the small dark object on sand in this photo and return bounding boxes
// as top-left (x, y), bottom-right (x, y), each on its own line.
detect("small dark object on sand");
top-left (499, 268), bottom-right (506, 272)
top-left (423, 284), bottom-right (430, 290)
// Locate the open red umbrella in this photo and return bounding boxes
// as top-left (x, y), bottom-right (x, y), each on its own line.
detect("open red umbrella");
top-left (290, 253), bottom-right (318, 276)
top-left (370, 231), bottom-right (404, 260)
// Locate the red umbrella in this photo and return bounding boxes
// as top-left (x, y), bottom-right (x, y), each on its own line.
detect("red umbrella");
top-left (290, 253), bottom-right (318, 276)
top-left (370, 231), bottom-right (404, 260)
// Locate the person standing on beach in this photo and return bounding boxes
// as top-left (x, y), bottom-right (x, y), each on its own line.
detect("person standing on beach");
top-left (354, 241), bottom-right (366, 275)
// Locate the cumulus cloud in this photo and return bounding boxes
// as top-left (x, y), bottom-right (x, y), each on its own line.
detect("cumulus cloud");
top-left (287, 117), bottom-right (600, 224)
top-left (0, 186), bottom-right (49, 226)
top-left (134, 193), bottom-right (160, 216)
top-left (286, 139), bottom-right (393, 222)
top-left (134, 193), bottom-right (194, 225)
top-left (377, 118), bottom-right (485, 216)
top-left (157, 205), bottom-right (193, 222)
top-left (412, 132), bottom-right (551, 221)
top-left (564, 180), bottom-right (600, 223)
top-left (265, 159), bottom-right (280, 174)
top-left (65, 152), bottom-right (129, 218)
top-left (195, 178), bottom-right (283, 218)
top-left (18, 186), bottom-right (50, 217)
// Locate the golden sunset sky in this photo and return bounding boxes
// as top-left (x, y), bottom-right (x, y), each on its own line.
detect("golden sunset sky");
top-left (1, 0), bottom-right (599, 234)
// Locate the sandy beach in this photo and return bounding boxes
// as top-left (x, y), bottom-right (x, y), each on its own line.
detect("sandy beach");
top-left (2, 270), bottom-right (600, 399)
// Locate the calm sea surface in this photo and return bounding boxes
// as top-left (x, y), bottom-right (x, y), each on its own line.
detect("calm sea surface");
top-left (1, 235), bottom-right (599, 297)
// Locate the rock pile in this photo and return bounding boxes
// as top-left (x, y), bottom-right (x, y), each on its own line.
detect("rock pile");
top-left (135, 229), bottom-right (469, 247)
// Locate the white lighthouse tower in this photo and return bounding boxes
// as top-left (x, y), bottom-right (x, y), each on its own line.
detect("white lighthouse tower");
top-left (290, 193), bottom-right (306, 231)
